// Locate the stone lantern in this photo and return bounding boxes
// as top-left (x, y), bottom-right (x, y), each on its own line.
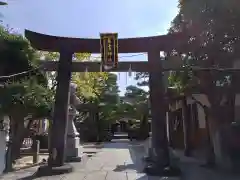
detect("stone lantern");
top-left (65, 83), bottom-right (85, 162)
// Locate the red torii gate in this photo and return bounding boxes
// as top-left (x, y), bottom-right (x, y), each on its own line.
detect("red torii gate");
top-left (25, 30), bottom-right (185, 175)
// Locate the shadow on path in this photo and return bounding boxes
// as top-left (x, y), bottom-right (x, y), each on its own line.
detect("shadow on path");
top-left (16, 172), bottom-right (38, 180)
top-left (112, 141), bottom-right (146, 173)
top-left (174, 150), bottom-right (240, 180)
top-left (103, 140), bottom-right (133, 150)
top-left (103, 140), bottom-right (132, 149)
top-left (114, 164), bottom-right (141, 172)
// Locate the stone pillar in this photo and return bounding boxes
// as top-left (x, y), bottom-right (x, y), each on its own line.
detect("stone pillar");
top-left (37, 51), bottom-right (73, 176)
top-left (144, 49), bottom-right (170, 175)
top-left (65, 83), bottom-right (84, 162)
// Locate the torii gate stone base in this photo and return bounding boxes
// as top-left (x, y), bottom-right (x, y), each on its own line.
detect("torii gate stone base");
top-left (25, 30), bottom-right (183, 177)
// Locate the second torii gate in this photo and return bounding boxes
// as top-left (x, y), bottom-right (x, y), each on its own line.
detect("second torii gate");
top-left (25, 30), bottom-right (185, 175)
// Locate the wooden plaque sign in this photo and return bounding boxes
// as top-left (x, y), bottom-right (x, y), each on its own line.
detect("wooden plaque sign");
top-left (100, 33), bottom-right (118, 70)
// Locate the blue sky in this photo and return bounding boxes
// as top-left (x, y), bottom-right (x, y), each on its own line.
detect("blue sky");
top-left (1, 0), bottom-right (179, 95)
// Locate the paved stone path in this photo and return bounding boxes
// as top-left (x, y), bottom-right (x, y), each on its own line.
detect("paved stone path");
top-left (3, 140), bottom-right (239, 180)
top-left (0, 140), bottom-right (179, 180)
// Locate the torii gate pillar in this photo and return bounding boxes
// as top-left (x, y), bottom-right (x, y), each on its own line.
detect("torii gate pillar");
top-left (38, 51), bottom-right (74, 175)
top-left (144, 49), bottom-right (169, 175)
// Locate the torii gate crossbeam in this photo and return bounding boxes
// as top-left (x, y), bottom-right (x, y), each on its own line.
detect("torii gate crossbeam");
top-left (40, 60), bottom-right (185, 72)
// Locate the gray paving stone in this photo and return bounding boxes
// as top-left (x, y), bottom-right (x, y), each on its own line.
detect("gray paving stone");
top-left (61, 172), bottom-right (86, 180)
top-left (0, 140), bottom-right (181, 180)
top-left (84, 171), bottom-right (107, 180)
top-left (105, 171), bottom-right (127, 180)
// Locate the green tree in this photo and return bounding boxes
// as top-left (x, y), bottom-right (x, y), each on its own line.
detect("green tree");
top-left (135, 72), bottom-right (149, 87)
top-left (73, 73), bottom-right (120, 142)
top-left (109, 85), bottom-right (149, 122)
top-left (0, 1), bottom-right (7, 5)
top-left (0, 25), bottom-right (53, 170)
top-left (72, 72), bottom-right (108, 101)
top-left (124, 85), bottom-right (149, 139)
top-left (39, 51), bottom-right (91, 90)
top-left (135, 54), bottom-right (167, 88)
top-left (99, 73), bottom-right (119, 105)
top-left (168, 0), bottom-right (240, 166)
top-left (97, 73), bottom-right (120, 139)
top-left (125, 85), bottom-right (148, 104)
top-left (41, 51), bottom-right (119, 142)
top-left (0, 80), bottom-right (54, 162)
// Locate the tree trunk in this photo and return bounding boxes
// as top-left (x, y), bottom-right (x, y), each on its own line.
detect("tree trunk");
top-left (167, 110), bottom-right (174, 148)
top-left (227, 72), bottom-right (238, 123)
top-left (204, 108), bottom-right (216, 167)
top-left (11, 120), bottom-right (25, 161)
top-left (4, 116), bottom-right (15, 172)
top-left (9, 113), bottom-right (27, 162)
top-left (95, 111), bottom-right (101, 142)
top-left (198, 66), bottom-right (234, 168)
top-left (207, 106), bottom-right (229, 168)
top-left (192, 98), bottom-right (216, 167)
top-left (182, 97), bottom-right (191, 156)
top-left (226, 93), bottom-right (235, 123)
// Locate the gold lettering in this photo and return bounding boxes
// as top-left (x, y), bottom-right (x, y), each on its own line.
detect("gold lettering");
top-left (108, 43), bottom-right (111, 50)
top-left (108, 38), bottom-right (112, 52)
top-left (100, 33), bottom-right (118, 66)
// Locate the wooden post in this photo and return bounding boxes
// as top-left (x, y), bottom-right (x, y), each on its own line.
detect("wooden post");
top-left (32, 139), bottom-right (40, 164)
top-left (145, 49), bottom-right (169, 174)
top-left (47, 51), bottom-right (73, 167)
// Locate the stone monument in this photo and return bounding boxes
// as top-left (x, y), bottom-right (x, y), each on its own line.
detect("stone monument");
top-left (65, 83), bottom-right (85, 162)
